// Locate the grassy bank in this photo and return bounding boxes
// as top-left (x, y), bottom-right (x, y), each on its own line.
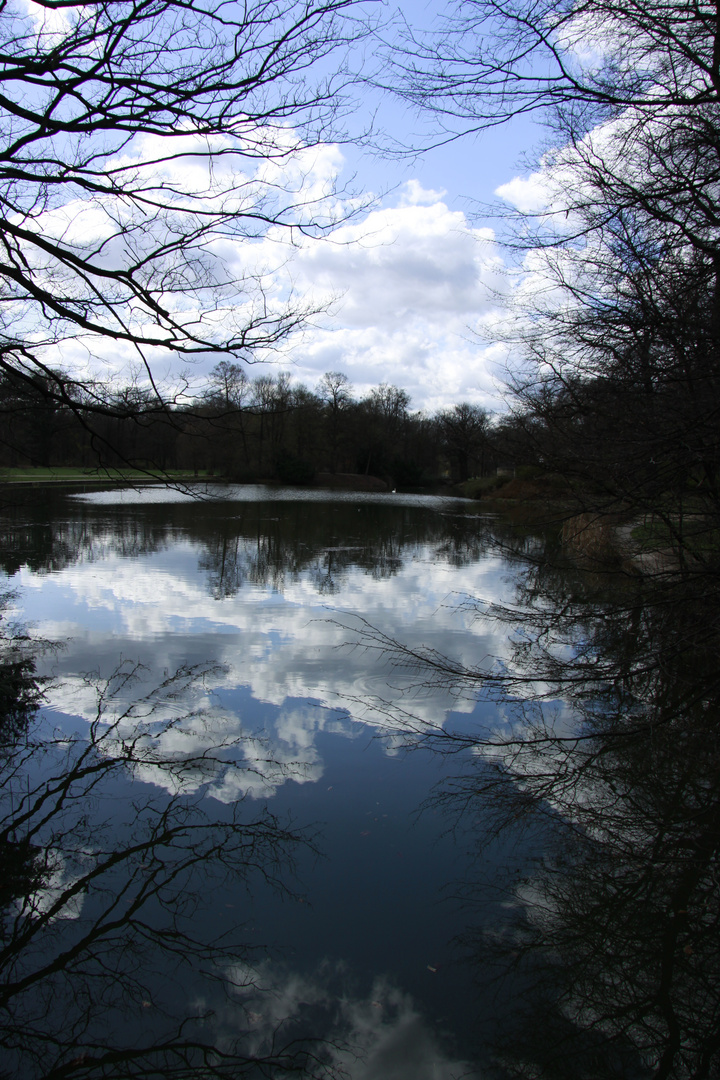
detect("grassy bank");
top-left (0, 467), bottom-right (212, 484)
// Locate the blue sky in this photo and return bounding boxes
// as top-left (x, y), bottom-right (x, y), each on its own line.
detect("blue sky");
top-left (24, 0), bottom-right (549, 417)
top-left (242, 0), bottom-right (549, 415)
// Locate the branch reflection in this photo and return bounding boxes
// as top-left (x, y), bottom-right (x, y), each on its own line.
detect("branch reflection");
top-left (352, 529), bottom-right (720, 1079)
top-left (0, 639), bottom-right (333, 1078)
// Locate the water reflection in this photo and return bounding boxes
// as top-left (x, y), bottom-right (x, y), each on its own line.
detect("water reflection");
top-left (0, 488), bottom-right (502, 1077)
top-left (10, 486), bottom-right (717, 1077)
top-left (0, 486), bottom-right (491, 587)
top-left (0, 647), bottom-right (337, 1077)
top-left (372, 527), bottom-right (720, 1079)
top-left (0, 653), bottom-right (479, 1078)
top-left (4, 488), bottom-right (512, 779)
top-left (215, 960), bottom-right (478, 1080)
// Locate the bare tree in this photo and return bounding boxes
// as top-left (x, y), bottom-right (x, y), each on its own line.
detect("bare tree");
top-left (356, 383), bottom-right (409, 478)
top-left (367, 383), bottom-right (410, 426)
top-left (386, 0), bottom-right (720, 558)
top-left (205, 362), bottom-right (250, 412)
top-left (317, 371), bottom-right (353, 470)
top-left (438, 402), bottom-right (489, 481)
top-left (0, 0), bottom-right (374, 463)
top-left (387, 0), bottom-right (720, 147)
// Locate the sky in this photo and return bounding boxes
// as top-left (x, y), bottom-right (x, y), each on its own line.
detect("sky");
top-left (233, 0), bottom-right (549, 415)
top-left (267, 135), bottom-right (541, 416)
top-left (242, 19), bottom-right (546, 416)
top-left (22, 0), bottom-right (550, 417)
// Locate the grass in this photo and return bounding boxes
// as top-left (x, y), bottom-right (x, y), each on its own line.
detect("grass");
top-left (0, 466), bottom-right (211, 483)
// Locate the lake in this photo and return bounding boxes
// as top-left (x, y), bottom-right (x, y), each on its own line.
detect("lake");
top-left (1, 485), bottom-right (718, 1079)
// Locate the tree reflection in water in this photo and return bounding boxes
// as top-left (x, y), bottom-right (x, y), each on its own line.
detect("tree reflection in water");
top-left (349, 532), bottom-right (720, 1080)
top-left (0, 636), bottom-right (335, 1078)
top-left (4, 492), bottom-right (719, 1077)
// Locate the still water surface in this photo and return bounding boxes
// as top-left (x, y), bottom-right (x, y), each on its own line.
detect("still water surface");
top-left (2, 485), bottom-right (717, 1079)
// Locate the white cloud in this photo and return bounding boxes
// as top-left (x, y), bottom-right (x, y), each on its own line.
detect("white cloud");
top-left (297, 200), bottom-right (500, 326)
top-left (28, 492), bottom-right (516, 801)
top-left (215, 960), bottom-right (479, 1079)
top-left (253, 184), bottom-right (509, 410)
top-left (21, 0), bottom-right (75, 42)
top-left (399, 178), bottom-right (448, 206)
top-left (495, 171), bottom-right (553, 216)
top-left (21, 128), bottom-right (511, 412)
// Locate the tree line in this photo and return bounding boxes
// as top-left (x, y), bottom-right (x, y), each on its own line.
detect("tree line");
top-left (0, 362), bottom-right (504, 487)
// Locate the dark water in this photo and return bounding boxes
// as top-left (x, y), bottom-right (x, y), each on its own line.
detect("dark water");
top-left (1, 485), bottom-right (718, 1079)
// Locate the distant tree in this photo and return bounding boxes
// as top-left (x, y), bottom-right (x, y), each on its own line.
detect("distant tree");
top-left (359, 384), bottom-right (411, 479)
top-left (318, 371), bottom-right (353, 413)
top-left (198, 361), bottom-right (252, 475)
top-left (206, 362), bottom-right (250, 411)
top-left (248, 372), bottom-right (295, 473)
top-left (368, 384), bottom-right (410, 427)
top-left (318, 371), bottom-right (353, 470)
top-left (289, 383), bottom-right (323, 465)
top-left (438, 402), bottom-right (489, 481)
